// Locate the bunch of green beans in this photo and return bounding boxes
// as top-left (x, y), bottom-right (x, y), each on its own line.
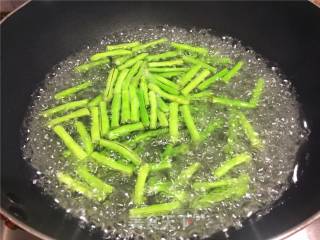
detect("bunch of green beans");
top-left (40, 37), bottom-right (266, 217)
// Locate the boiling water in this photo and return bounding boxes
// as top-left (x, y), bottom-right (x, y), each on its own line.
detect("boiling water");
top-left (21, 26), bottom-right (308, 239)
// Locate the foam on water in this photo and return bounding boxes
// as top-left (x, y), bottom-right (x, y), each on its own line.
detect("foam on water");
top-left (21, 26), bottom-right (308, 239)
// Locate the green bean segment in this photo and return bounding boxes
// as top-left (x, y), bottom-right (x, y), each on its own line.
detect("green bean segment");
top-left (148, 67), bottom-right (188, 73)
top-left (133, 164), bottom-right (150, 205)
top-left (171, 42), bottom-right (208, 55)
top-left (250, 78), bottom-right (265, 106)
top-left (148, 83), bottom-right (189, 104)
top-left (181, 104), bottom-right (201, 143)
top-left (57, 172), bottom-right (106, 201)
top-left (53, 125), bottom-right (87, 160)
top-left (198, 68), bottom-right (229, 90)
top-left (75, 121), bottom-right (93, 154)
top-left (126, 128), bottom-right (168, 147)
top-left (54, 81), bottom-right (92, 100)
top-left (90, 107), bottom-right (100, 143)
top-left (181, 69), bottom-right (211, 96)
top-left (88, 94), bottom-right (103, 107)
top-left (108, 122), bottom-right (144, 140)
top-left (132, 38), bottom-right (168, 52)
top-left (237, 111), bottom-right (263, 149)
top-left (91, 152), bottom-right (134, 175)
top-left (74, 58), bottom-right (110, 73)
top-left (76, 166), bottom-right (113, 194)
top-left (90, 49), bottom-right (132, 62)
top-left (119, 53), bottom-right (148, 70)
top-left (178, 64), bottom-right (202, 87)
top-left (213, 153), bottom-right (252, 178)
top-left (41, 99), bottom-right (89, 117)
top-left (106, 41), bottom-right (140, 51)
top-left (99, 139), bottom-right (142, 165)
top-left (169, 102), bottom-right (179, 143)
top-left (129, 201), bottom-right (181, 218)
top-left (146, 51), bottom-right (179, 61)
top-left (104, 68), bottom-right (119, 102)
top-left (222, 61), bottom-right (244, 83)
top-left (148, 59), bottom-right (184, 68)
top-left (183, 56), bottom-right (216, 72)
top-left (48, 108), bottom-right (90, 127)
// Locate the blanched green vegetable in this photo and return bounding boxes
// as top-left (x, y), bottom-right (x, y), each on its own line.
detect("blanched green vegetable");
top-left (104, 68), bottom-right (119, 102)
top-left (53, 125), bottom-right (87, 160)
top-left (99, 139), bottom-right (142, 165)
top-left (126, 128), bottom-right (168, 147)
top-left (139, 76), bottom-right (149, 105)
top-left (133, 164), bottom-right (150, 205)
top-left (99, 101), bottom-right (110, 137)
top-left (118, 53), bottom-right (149, 70)
top-left (74, 58), bottom-right (110, 73)
top-left (200, 118), bottom-right (224, 142)
top-left (169, 102), bottom-right (180, 143)
top-left (121, 89), bottom-right (131, 123)
top-left (181, 105), bottom-right (201, 143)
top-left (182, 56), bottom-right (216, 72)
top-left (57, 172), bottom-right (106, 201)
top-left (148, 83), bottom-right (189, 104)
top-left (222, 61), bottom-right (244, 83)
top-left (191, 176), bottom-right (249, 209)
top-left (210, 96), bottom-right (255, 109)
top-left (171, 42), bottom-right (208, 55)
top-left (148, 59), bottom-right (184, 68)
top-left (192, 174), bottom-right (249, 192)
top-left (48, 108), bottom-right (90, 127)
top-left (178, 64), bottom-right (202, 87)
top-left (76, 166), bottom-right (113, 195)
top-left (41, 99), bottom-right (89, 117)
top-left (106, 41), bottom-right (140, 51)
top-left (74, 121), bottom-right (93, 154)
top-left (149, 91), bottom-right (158, 129)
top-left (88, 94), bottom-right (103, 107)
top-left (129, 85), bottom-right (140, 122)
top-left (90, 49), bottom-right (132, 62)
top-left (111, 69), bottom-right (129, 128)
top-left (158, 110), bottom-right (169, 127)
top-left (146, 51), bottom-right (179, 62)
top-left (148, 67), bottom-right (188, 73)
top-left (54, 81), bottom-right (92, 100)
top-left (250, 78), bottom-right (265, 106)
top-left (212, 152), bottom-right (252, 178)
top-left (157, 96), bottom-right (169, 112)
top-left (90, 107), bottom-right (100, 143)
top-left (129, 201), bottom-right (181, 218)
top-left (137, 89), bottom-right (150, 127)
top-left (198, 68), bottom-right (229, 90)
top-left (181, 69), bottom-right (211, 96)
top-left (176, 162), bottom-right (201, 186)
top-left (158, 71), bottom-right (183, 78)
top-left (108, 122), bottom-right (144, 140)
top-left (132, 38), bottom-right (168, 52)
top-left (237, 111), bottom-right (263, 149)
top-left (91, 152), bottom-right (134, 175)
top-left (147, 74), bottom-right (180, 91)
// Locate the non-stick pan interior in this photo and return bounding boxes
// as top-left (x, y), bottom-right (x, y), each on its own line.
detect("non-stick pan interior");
top-left (1, 2), bottom-right (320, 240)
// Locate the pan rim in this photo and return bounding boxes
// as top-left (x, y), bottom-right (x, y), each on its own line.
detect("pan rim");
top-left (0, 208), bottom-right (53, 240)
top-left (0, 0), bottom-right (31, 25)
top-left (1, 207), bottom-right (319, 240)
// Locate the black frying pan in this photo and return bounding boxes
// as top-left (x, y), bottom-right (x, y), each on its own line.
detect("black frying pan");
top-left (1, 2), bottom-right (320, 240)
